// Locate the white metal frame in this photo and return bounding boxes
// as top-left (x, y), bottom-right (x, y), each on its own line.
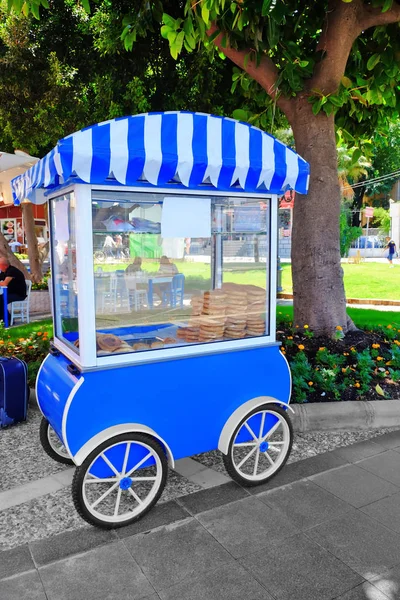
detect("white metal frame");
top-left (47, 183), bottom-right (279, 370)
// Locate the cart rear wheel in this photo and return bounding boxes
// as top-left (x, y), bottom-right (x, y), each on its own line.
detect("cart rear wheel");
top-left (39, 417), bottom-right (74, 465)
top-left (223, 405), bottom-right (293, 487)
top-left (72, 433), bottom-right (168, 529)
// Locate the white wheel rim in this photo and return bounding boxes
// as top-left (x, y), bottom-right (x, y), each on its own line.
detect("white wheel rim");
top-left (82, 440), bottom-right (163, 524)
top-left (231, 410), bottom-right (290, 482)
top-left (47, 425), bottom-right (70, 459)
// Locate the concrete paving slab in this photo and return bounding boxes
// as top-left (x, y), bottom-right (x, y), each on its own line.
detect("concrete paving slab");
top-left (305, 510), bottom-right (400, 578)
top-left (177, 481), bottom-right (249, 516)
top-left (360, 492), bottom-right (400, 534)
top-left (30, 527), bottom-right (117, 567)
top-left (240, 532), bottom-right (363, 600)
top-left (124, 519), bottom-right (234, 593)
top-left (334, 582), bottom-right (391, 599)
top-left (0, 544), bottom-right (35, 581)
top-left (334, 440), bottom-right (387, 463)
top-left (259, 480), bottom-right (353, 530)
top-left (116, 500), bottom-right (190, 539)
top-left (0, 475), bottom-right (63, 511)
top-left (370, 564), bottom-right (400, 599)
top-left (357, 451), bottom-right (400, 486)
top-left (311, 464), bottom-right (399, 508)
top-left (0, 570), bottom-right (47, 600)
top-left (158, 562), bottom-right (272, 600)
top-left (373, 430), bottom-right (400, 450)
top-left (196, 495), bottom-right (298, 558)
top-left (51, 469), bottom-right (75, 486)
top-left (39, 541), bottom-right (154, 600)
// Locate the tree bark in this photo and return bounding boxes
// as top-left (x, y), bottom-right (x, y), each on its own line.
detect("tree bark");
top-left (290, 98), bottom-right (347, 334)
top-left (0, 232), bottom-right (30, 279)
top-left (22, 201), bottom-right (42, 283)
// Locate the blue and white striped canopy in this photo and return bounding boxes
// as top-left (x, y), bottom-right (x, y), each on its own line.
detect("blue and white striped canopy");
top-left (11, 112), bottom-right (309, 204)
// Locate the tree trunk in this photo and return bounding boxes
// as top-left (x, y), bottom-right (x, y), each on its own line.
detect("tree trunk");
top-left (290, 98), bottom-right (348, 335)
top-left (22, 201), bottom-right (42, 283)
top-left (0, 232), bottom-right (30, 279)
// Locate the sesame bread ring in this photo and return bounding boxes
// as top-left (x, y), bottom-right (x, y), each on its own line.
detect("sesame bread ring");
top-left (97, 334), bottom-right (123, 352)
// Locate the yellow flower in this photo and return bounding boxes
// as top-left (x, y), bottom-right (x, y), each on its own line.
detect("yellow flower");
top-left (387, 325), bottom-right (392, 329)
top-left (287, 336), bottom-right (293, 340)
top-left (342, 368), bottom-right (347, 373)
top-left (0, 341), bottom-right (4, 345)
top-left (19, 338), bottom-right (24, 342)
top-left (298, 344), bottom-right (305, 351)
top-left (336, 325), bottom-right (343, 331)
top-left (377, 356), bottom-right (383, 361)
top-left (319, 347), bottom-right (325, 351)
top-left (308, 381), bottom-right (313, 386)
top-left (372, 344), bottom-right (380, 349)
top-left (343, 352), bottom-right (349, 356)
top-left (354, 382), bottom-right (360, 388)
top-left (304, 325), bottom-right (309, 329)
top-left (350, 347), bottom-right (356, 352)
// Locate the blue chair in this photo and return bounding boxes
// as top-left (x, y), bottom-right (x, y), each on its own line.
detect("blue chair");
top-left (171, 274), bottom-right (185, 308)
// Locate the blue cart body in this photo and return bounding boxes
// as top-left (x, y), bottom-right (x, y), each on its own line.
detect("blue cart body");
top-left (37, 343), bottom-right (290, 466)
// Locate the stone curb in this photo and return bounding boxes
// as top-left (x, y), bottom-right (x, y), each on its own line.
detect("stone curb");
top-left (30, 389), bottom-right (400, 433)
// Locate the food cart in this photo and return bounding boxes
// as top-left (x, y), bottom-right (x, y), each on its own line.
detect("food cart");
top-left (12, 112), bottom-right (309, 529)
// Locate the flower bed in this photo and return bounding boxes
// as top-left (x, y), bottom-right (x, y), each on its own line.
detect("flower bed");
top-left (0, 328), bottom-right (50, 387)
top-left (277, 316), bottom-right (400, 403)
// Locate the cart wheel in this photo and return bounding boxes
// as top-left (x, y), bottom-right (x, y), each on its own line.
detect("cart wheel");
top-left (223, 405), bottom-right (293, 487)
top-left (39, 417), bottom-right (74, 465)
top-left (72, 433), bottom-right (168, 529)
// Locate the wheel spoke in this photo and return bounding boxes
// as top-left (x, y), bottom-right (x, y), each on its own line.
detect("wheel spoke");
top-left (90, 481), bottom-right (119, 509)
top-left (261, 420), bottom-right (282, 443)
top-left (130, 476), bottom-right (157, 481)
top-left (127, 487), bottom-right (144, 505)
top-left (259, 412), bottom-right (266, 440)
top-left (100, 453), bottom-right (120, 477)
top-left (268, 444), bottom-right (282, 452)
top-left (126, 451), bottom-right (153, 477)
top-left (233, 442), bottom-right (257, 448)
top-left (244, 422), bottom-right (258, 442)
top-left (236, 445), bottom-right (257, 469)
top-left (253, 449), bottom-right (260, 476)
top-left (114, 488), bottom-right (122, 517)
top-left (121, 442), bottom-right (131, 476)
top-left (263, 451), bottom-right (275, 466)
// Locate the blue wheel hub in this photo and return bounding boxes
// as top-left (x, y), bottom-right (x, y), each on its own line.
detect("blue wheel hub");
top-left (119, 477), bottom-right (133, 490)
top-left (259, 441), bottom-right (269, 453)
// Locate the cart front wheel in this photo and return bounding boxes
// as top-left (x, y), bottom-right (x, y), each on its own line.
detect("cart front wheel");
top-left (39, 417), bottom-right (74, 465)
top-left (223, 405), bottom-right (293, 487)
top-left (72, 433), bottom-right (168, 529)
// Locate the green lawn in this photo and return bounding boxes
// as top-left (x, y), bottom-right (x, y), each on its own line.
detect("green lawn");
top-left (277, 305), bottom-right (400, 330)
top-left (4, 319), bottom-right (53, 341)
top-left (281, 262), bottom-right (400, 300)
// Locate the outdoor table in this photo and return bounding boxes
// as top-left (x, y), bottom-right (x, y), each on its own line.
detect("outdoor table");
top-left (0, 287), bottom-right (9, 328)
top-left (12, 111), bottom-right (309, 530)
top-left (147, 275), bottom-right (174, 308)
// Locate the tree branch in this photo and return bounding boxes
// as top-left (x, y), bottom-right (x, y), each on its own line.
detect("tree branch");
top-left (207, 23), bottom-right (294, 120)
top-left (360, 1), bottom-right (400, 29)
top-left (309, 0), bottom-right (364, 95)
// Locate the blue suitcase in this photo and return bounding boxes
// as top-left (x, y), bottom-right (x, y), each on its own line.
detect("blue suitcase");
top-left (0, 357), bottom-right (28, 428)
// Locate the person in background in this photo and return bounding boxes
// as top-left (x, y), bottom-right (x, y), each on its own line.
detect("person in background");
top-left (8, 239), bottom-right (22, 254)
top-left (103, 234), bottom-right (115, 258)
top-left (126, 257), bottom-right (143, 274)
top-left (154, 256), bottom-right (179, 302)
top-left (0, 258), bottom-right (27, 323)
top-left (384, 239), bottom-right (397, 268)
top-left (115, 234), bottom-right (123, 259)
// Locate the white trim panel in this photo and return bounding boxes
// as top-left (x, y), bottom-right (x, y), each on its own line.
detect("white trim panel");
top-left (73, 423), bottom-right (175, 467)
top-left (35, 354), bottom-right (51, 416)
top-left (61, 376), bottom-right (85, 461)
top-left (218, 396), bottom-right (294, 455)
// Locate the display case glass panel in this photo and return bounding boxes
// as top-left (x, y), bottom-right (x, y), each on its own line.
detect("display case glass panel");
top-left (91, 191), bottom-right (270, 357)
top-left (50, 193), bottom-right (79, 353)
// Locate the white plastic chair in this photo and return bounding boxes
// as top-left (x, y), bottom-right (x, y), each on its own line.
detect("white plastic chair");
top-left (125, 274), bottom-right (148, 311)
top-left (10, 280), bottom-right (32, 325)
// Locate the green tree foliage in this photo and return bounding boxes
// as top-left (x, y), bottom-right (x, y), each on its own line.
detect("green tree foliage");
top-left (366, 122), bottom-right (400, 198)
top-left (340, 205), bottom-right (362, 257)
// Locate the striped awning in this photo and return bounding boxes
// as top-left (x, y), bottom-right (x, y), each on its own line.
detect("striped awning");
top-left (11, 112), bottom-right (309, 204)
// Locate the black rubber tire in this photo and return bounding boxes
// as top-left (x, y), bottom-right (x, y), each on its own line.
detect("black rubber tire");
top-left (39, 417), bottom-right (74, 465)
top-left (222, 405), bottom-right (293, 487)
top-left (72, 432), bottom-right (168, 529)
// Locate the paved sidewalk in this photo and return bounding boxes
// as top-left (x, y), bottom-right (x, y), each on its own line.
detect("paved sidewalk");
top-left (2, 430), bottom-right (400, 600)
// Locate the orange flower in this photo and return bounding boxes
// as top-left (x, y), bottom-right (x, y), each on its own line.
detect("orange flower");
top-left (28, 346), bottom-right (33, 349)
top-left (336, 325), bottom-right (343, 331)
top-left (350, 347), bottom-right (356, 352)
top-left (343, 352), bottom-right (349, 356)
top-left (37, 332), bottom-right (42, 336)
top-left (319, 347), bottom-right (325, 351)
top-left (354, 382), bottom-right (360, 388)
top-left (308, 381), bottom-right (313, 386)
top-left (377, 356), bottom-right (383, 361)
top-left (287, 336), bottom-right (293, 340)
top-left (372, 344), bottom-right (380, 349)
top-left (298, 344), bottom-right (305, 351)
top-left (342, 368), bottom-right (347, 373)
top-left (387, 325), bottom-right (392, 329)
top-left (19, 338), bottom-right (24, 342)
